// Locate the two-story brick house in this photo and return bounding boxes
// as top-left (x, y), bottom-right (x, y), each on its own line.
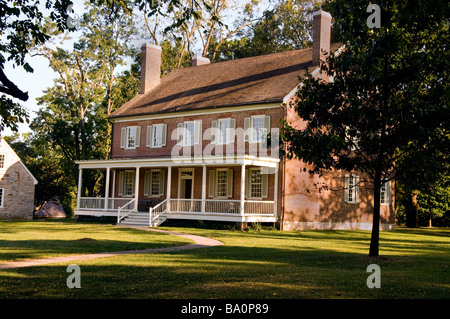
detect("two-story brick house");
top-left (75, 10), bottom-right (395, 230)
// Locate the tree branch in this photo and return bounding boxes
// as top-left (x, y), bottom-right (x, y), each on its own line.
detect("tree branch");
top-left (0, 68), bottom-right (29, 101)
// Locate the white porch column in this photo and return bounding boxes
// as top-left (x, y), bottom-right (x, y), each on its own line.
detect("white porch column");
top-left (273, 165), bottom-right (279, 216)
top-left (166, 166), bottom-right (171, 212)
top-left (201, 165), bottom-right (206, 214)
top-left (240, 164), bottom-right (246, 216)
top-left (135, 167), bottom-right (140, 211)
top-left (77, 167), bottom-right (83, 210)
top-left (104, 167), bottom-right (110, 211)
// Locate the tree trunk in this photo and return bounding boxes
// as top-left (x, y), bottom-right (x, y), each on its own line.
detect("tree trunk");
top-left (369, 172), bottom-right (382, 257)
top-left (405, 190), bottom-right (419, 228)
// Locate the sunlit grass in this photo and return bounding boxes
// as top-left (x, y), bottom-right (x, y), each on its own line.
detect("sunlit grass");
top-left (0, 221), bottom-right (448, 299)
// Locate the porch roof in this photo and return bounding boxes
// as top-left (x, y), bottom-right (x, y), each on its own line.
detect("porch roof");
top-left (75, 155), bottom-right (280, 169)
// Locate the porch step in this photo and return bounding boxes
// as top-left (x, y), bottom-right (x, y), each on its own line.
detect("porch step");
top-left (118, 211), bottom-right (167, 227)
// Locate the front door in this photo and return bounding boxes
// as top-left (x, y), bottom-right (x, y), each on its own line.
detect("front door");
top-left (178, 168), bottom-right (195, 211)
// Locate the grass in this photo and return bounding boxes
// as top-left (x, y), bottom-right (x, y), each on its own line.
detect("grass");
top-left (0, 220), bottom-right (448, 299)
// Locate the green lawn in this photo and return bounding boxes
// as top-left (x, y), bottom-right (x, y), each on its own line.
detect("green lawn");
top-left (0, 220), bottom-right (448, 299)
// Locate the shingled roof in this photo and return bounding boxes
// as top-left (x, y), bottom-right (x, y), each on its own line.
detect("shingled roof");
top-left (110, 43), bottom-right (342, 119)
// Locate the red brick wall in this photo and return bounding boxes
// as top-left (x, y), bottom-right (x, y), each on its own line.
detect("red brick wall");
top-left (111, 107), bottom-right (284, 159)
top-left (282, 85), bottom-right (395, 230)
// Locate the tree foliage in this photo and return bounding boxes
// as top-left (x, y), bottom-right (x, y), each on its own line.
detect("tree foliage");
top-left (281, 0), bottom-right (449, 256)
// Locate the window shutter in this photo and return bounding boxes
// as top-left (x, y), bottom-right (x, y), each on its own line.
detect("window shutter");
top-left (120, 128), bottom-right (127, 148)
top-left (355, 176), bottom-right (360, 203)
top-left (194, 121), bottom-right (201, 145)
top-left (229, 119), bottom-right (236, 144)
top-left (209, 169), bottom-right (216, 198)
top-left (263, 116), bottom-right (271, 147)
top-left (161, 124), bottom-right (167, 146)
top-left (386, 181), bottom-right (391, 204)
top-left (135, 126), bottom-right (141, 147)
top-left (118, 171), bottom-right (124, 196)
top-left (245, 169), bottom-right (249, 197)
top-left (131, 171), bottom-right (136, 196)
top-left (177, 123), bottom-right (184, 145)
top-left (144, 171), bottom-right (150, 196)
top-left (146, 125), bottom-right (152, 147)
top-left (244, 118), bottom-right (250, 142)
top-left (262, 171), bottom-right (268, 198)
top-left (344, 175), bottom-right (349, 203)
top-left (211, 121), bottom-right (217, 144)
top-left (159, 170), bottom-right (165, 196)
top-left (227, 169), bottom-right (233, 198)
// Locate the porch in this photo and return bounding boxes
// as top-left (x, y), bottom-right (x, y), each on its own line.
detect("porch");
top-left (75, 155), bottom-right (280, 227)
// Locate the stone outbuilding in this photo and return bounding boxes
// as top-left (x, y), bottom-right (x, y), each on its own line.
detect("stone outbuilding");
top-left (0, 138), bottom-right (38, 220)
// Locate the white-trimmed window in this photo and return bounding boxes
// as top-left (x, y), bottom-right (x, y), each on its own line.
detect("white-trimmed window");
top-left (380, 181), bottom-right (391, 205)
top-left (120, 126), bottom-right (141, 149)
top-left (146, 124), bottom-right (167, 148)
top-left (177, 121), bottom-right (201, 146)
top-left (144, 169), bottom-right (165, 196)
top-left (344, 174), bottom-right (360, 204)
top-left (245, 167), bottom-right (269, 199)
top-left (0, 188), bottom-right (4, 208)
top-left (118, 170), bottom-right (135, 197)
top-left (0, 154), bottom-right (5, 169)
top-left (208, 168), bottom-right (233, 198)
top-left (244, 115), bottom-right (270, 144)
top-left (211, 118), bottom-right (236, 145)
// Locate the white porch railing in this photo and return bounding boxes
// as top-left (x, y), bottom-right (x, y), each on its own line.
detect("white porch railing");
top-left (169, 199), bottom-right (202, 213)
top-left (149, 199), bottom-right (168, 227)
top-left (117, 198), bottom-right (136, 224)
top-left (79, 197), bottom-right (105, 210)
top-left (244, 200), bottom-right (275, 215)
top-left (79, 197), bottom-right (276, 216)
top-left (205, 199), bottom-right (240, 214)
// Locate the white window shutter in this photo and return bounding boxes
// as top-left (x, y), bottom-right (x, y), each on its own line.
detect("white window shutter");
top-left (211, 121), bottom-right (217, 144)
top-left (262, 172), bottom-right (268, 198)
top-left (263, 116), bottom-right (271, 147)
top-left (229, 119), bottom-right (236, 144)
top-left (245, 168), bottom-right (249, 197)
top-left (120, 128), bottom-right (127, 148)
top-left (344, 175), bottom-right (349, 203)
top-left (135, 126), bottom-right (141, 147)
top-left (144, 171), bottom-right (150, 196)
top-left (177, 123), bottom-right (184, 145)
top-left (194, 121), bottom-right (201, 145)
top-left (161, 124), bottom-right (167, 146)
top-left (227, 169), bottom-right (233, 198)
top-left (146, 125), bottom-right (152, 147)
top-left (355, 176), bottom-right (360, 203)
top-left (386, 181), bottom-right (391, 204)
top-left (209, 169), bottom-right (216, 198)
top-left (118, 171), bottom-right (124, 196)
top-left (159, 170), bottom-right (165, 196)
top-left (244, 118), bottom-right (250, 142)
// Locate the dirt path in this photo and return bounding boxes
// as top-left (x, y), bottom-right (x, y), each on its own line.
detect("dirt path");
top-left (0, 227), bottom-right (223, 270)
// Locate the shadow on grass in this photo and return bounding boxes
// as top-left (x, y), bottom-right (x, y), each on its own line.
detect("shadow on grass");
top-left (0, 243), bottom-right (448, 299)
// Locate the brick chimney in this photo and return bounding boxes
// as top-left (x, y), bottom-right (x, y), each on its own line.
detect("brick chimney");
top-left (312, 10), bottom-right (332, 66)
top-left (192, 55), bottom-right (210, 66)
top-left (140, 43), bottom-right (162, 94)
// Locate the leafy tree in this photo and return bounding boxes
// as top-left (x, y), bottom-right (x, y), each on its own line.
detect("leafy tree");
top-left (0, 0), bottom-right (72, 131)
top-left (281, 0), bottom-right (448, 256)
